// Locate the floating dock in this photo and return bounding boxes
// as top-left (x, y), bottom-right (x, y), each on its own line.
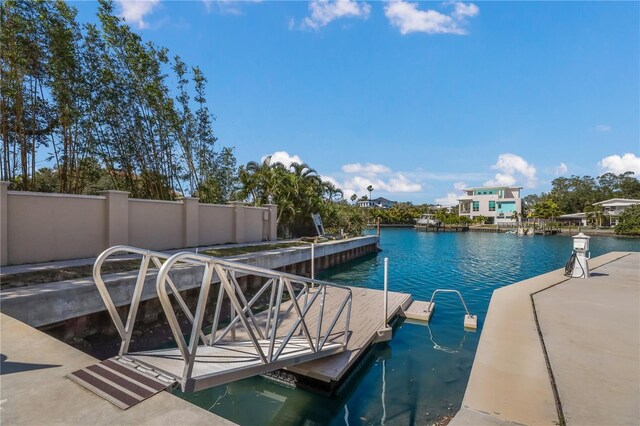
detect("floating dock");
top-left (286, 286), bottom-right (413, 383)
top-left (415, 224), bottom-right (469, 232)
top-left (3, 244), bottom-right (436, 419)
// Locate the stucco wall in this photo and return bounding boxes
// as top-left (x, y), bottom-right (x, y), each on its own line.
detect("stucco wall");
top-left (129, 200), bottom-right (183, 250)
top-left (6, 192), bottom-right (105, 265)
top-left (243, 207), bottom-right (266, 242)
top-left (0, 184), bottom-right (277, 266)
top-left (199, 204), bottom-right (235, 245)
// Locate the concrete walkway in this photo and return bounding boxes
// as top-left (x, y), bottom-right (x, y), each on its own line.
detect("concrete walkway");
top-left (451, 251), bottom-right (639, 426)
top-left (535, 253), bottom-right (639, 425)
top-left (0, 313), bottom-right (235, 425)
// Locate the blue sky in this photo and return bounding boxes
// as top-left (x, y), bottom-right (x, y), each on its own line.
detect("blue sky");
top-left (73, 0), bottom-right (639, 204)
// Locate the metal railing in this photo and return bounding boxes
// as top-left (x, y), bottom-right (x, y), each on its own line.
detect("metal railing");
top-left (93, 246), bottom-right (177, 355)
top-left (93, 245), bottom-right (353, 385)
top-left (427, 289), bottom-right (472, 317)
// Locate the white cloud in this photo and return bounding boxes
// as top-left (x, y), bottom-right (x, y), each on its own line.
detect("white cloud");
top-left (435, 192), bottom-right (460, 206)
top-left (598, 153), bottom-right (640, 175)
top-left (342, 163), bottom-right (391, 175)
top-left (384, 1), bottom-right (478, 35)
top-left (301, 0), bottom-right (371, 30)
top-left (554, 162), bottom-right (568, 176)
top-left (115, 0), bottom-right (160, 29)
top-left (202, 0), bottom-right (214, 13)
top-left (326, 162), bottom-right (422, 197)
top-left (595, 124), bottom-right (612, 132)
top-left (453, 181), bottom-right (467, 191)
top-left (484, 153), bottom-right (537, 188)
top-left (452, 1), bottom-right (479, 18)
top-left (208, 0), bottom-right (262, 15)
top-left (387, 173), bottom-right (422, 192)
top-left (262, 151), bottom-right (303, 168)
top-left (485, 173), bottom-right (517, 187)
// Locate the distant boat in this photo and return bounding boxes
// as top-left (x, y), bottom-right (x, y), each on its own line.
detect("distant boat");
top-left (415, 214), bottom-right (441, 226)
top-left (516, 226), bottom-right (534, 236)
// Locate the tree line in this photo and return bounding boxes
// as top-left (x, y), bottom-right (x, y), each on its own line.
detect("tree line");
top-left (1, 0), bottom-right (236, 202)
top-left (523, 172), bottom-right (640, 220)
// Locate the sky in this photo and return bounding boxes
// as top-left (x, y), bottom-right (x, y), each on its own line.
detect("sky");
top-left (72, 0), bottom-right (640, 205)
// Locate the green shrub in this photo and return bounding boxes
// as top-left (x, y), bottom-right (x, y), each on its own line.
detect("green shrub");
top-left (614, 205), bottom-right (640, 235)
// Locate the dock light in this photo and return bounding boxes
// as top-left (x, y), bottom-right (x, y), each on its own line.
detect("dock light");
top-left (569, 232), bottom-right (591, 279)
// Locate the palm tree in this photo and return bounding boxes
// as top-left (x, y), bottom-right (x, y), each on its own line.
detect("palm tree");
top-left (367, 185), bottom-right (374, 201)
top-left (322, 181), bottom-right (343, 202)
top-left (512, 211), bottom-right (520, 225)
top-left (350, 193), bottom-right (357, 204)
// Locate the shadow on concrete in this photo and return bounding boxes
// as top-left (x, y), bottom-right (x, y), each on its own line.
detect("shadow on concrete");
top-left (0, 354), bottom-right (60, 375)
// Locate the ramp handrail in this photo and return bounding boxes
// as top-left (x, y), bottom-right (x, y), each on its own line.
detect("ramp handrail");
top-left (92, 245), bottom-right (353, 389)
top-left (155, 251), bottom-right (353, 384)
top-left (93, 245), bottom-right (209, 355)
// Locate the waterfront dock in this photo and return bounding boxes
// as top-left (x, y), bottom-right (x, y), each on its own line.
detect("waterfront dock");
top-left (0, 312), bottom-right (235, 425)
top-left (451, 251), bottom-right (639, 426)
top-left (286, 286), bottom-right (412, 383)
top-left (415, 224), bottom-right (469, 232)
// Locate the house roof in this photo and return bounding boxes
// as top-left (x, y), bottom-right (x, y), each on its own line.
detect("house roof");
top-left (373, 197), bottom-right (395, 204)
top-left (558, 213), bottom-right (587, 219)
top-left (462, 186), bottom-right (523, 191)
top-left (593, 198), bottom-right (640, 207)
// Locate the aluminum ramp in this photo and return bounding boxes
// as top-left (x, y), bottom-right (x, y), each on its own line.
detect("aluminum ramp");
top-left (69, 246), bottom-right (352, 406)
top-left (124, 336), bottom-right (344, 392)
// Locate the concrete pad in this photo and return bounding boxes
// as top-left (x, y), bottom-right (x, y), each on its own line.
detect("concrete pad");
top-left (0, 313), bottom-right (235, 425)
top-left (534, 253), bottom-right (640, 425)
top-left (452, 251), bottom-right (633, 426)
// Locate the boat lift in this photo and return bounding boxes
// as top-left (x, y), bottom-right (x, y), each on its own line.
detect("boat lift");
top-left (68, 246), bottom-right (352, 409)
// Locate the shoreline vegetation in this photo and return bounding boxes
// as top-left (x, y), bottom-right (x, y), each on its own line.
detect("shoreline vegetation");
top-left (2, 1), bottom-right (639, 243)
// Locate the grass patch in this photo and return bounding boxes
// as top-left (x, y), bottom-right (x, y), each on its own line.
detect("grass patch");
top-left (1, 241), bottom-right (311, 290)
top-left (202, 242), bottom-right (309, 257)
top-left (1, 260), bottom-right (142, 289)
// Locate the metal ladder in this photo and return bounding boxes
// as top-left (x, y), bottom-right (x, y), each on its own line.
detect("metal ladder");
top-left (426, 289), bottom-right (477, 330)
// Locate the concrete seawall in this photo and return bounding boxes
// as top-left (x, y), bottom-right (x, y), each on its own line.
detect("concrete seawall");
top-left (451, 251), bottom-right (639, 426)
top-left (1, 236), bottom-right (379, 329)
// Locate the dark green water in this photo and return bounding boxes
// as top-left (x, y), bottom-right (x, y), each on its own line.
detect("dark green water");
top-left (178, 229), bottom-right (640, 425)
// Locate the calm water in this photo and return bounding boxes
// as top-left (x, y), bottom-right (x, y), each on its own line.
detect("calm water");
top-left (179, 229), bottom-right (640, 425)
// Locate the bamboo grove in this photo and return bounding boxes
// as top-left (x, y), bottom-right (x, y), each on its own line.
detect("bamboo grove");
top-left (0, 0), bottom-right (236, 202)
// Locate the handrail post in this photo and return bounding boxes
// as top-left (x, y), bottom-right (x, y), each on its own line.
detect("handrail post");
top-left (120, 253), bottom-right (151, 355)
top-left (311, 243), bottom-right (315, 285)
top-left (383, 257), bottom-right (388, 328)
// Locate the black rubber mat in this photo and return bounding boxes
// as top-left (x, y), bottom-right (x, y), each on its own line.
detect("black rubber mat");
top-left (67, 358), bottom-right (172, 410)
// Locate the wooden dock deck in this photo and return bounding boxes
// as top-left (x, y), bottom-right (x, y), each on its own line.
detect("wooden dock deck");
top-left (284, 286), bottom-right (412, 383)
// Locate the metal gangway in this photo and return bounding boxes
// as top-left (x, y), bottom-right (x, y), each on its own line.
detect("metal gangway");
top-left (69, 246), bottom-right (352, 408)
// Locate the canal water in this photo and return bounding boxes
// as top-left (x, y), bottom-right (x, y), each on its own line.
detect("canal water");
top-left (178, 229), bottom-right (640, 425)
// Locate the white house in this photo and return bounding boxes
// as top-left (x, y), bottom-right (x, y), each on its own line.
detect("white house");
top-left (458, 186), bottom-right (522, 224)
top-left (358, 197), bottom-right (397, 209)
top-left (592, 198), bottom-right (640, 226)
